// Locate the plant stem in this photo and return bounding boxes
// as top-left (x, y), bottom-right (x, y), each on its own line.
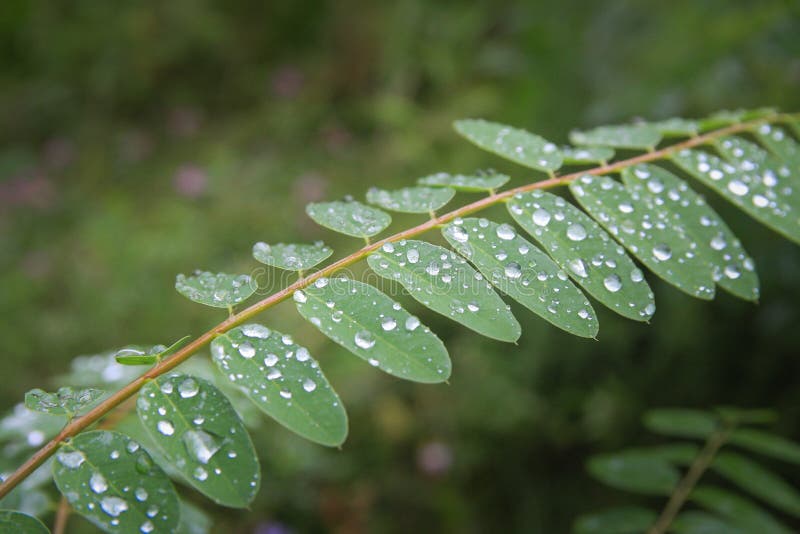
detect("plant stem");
top-left (52, 496), bottom-right (70, 534)
top-left (647, 425), bottom-right (733, 534)
top-left (0, 113), bottom-right (795, 500)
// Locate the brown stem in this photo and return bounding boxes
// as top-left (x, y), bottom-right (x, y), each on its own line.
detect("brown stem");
top-left (52, 496), bottom-right (70, 534)
top-left (647, 426), bottom-right (732, 534)
top-left (0, 113), bottom-right (795, 500)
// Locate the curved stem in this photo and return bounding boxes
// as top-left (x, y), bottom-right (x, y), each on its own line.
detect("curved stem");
top-left (53, 496), bottom-right (70, 534)
top-left (0, 113), bottom-right (795, 500)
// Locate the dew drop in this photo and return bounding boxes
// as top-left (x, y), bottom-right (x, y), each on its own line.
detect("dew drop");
top-left (303, 379), bottom-right (317, 392)
top-left (532, 208), bottom-right (551, 227)
top-left (296, 347), bottom-right (311, 362)
top-left (182, 429), bottom-right (221, 464)
top-left (100, 496), bottom-right (129, 517)
top-left (496, 224), bottom-right (516, 241)
top-left (603, 274), bottom-right (622, 292)
top-left (140, 521), bottom-right (155, 533)
top-left (193, 466), bottom-right (208, 481)
top-left (178, 377), bottom-right (199, 398)
top-left (568, 258), bottom-right (588, 278)
top-left (293, 290), bottom-right (308, 304)
top-left (630, 269), bottom-right (644, 283)
top-left (405, 316), bottom-right (421, 331)
top-left (263, 353), bottom-right (279, 367)
top-left (505, 262), bottom-right (522, 279)
top-left (710, 234), bottom-right (727, 251)
top-left (381, 317), bottom-right (397, 331)
top-left (727, 180), bottom-right (748, 196)
top-left (618, 203), bottom-right (634, 214)
top-left (280, 389), bottom-right (292, 399)
top-left (242, 324), bottom-right (271, 339)
top-left (406, 248), bottom-right (420, 264)
top-left (135, 487), bottom-right (148, 502)
top-left (566, 223), bottom-right (587, 242)
top-left (652, 244), bottom-right (672, 261)
top-left (449, 225), bottom-right (469, 243)
top-left (90, 472), bottom-right (108, 494)
top-left (57, 450), bottom-right (86, 469)
top-left (724, 265), bottom-right (742, 279)
top-left (467, 301), bottom-right (480, 312)
top-left (355, 330), bottom-right (376, 349)
top-left (157, 420), bottom-right (175, 436)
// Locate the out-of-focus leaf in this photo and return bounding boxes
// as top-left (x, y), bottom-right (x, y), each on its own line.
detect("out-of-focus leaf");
top-left (175, 272), bottom-right (256, 309)
top-left (0, 510), bottom-right (49, 534)
top-left (453, 119), bottom-right (563, 172)
top-left (649, 118), bottom-right (700, 137)
top-left (712, 452), bottom-right (800, 517)
top-left (692, 485), bottom-right (791, 534)
top-left (671, 511), bottom-right (745, 534)
top-left (305, 200), bottom-right (391, 238)
top-left (442, 217), bottom-right (598, 338)
top-left (587, 451), bottom-right (679, 495)
top-left (643, 409), bottom-right (718, 439)
top-left (24, 386), bottom-right (104, 417)
top-left (137, 374), bottom-right (260, 508)
top-left (573, 507), bottom-right (657, 534)
top-left (294, 277), bottom-right (451, 383)
top-left (729, 428), bottom-right (800, 465)
top-left (560, 145), bottom-right (615, 165)
top-left (52, 430), bottom-right (180, 534)
top-left (114, 336), bottom-right (191, 366)
top-left (211, 324), bottom-right (347, 446)
top-left (368, 239), bottom-right (521, 342)
top-left (252, 241), bottom-right (333, 271)
top-left (366, 186), bottom-right (455, 213)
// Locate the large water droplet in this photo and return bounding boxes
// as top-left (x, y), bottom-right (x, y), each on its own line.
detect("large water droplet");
top-left (140, 520), bottom-right (155, 533)
top-left (182, 429), bottom-right (221, 464)
top-left (295, 347), bottom-right (311, 362)
top-left (566, 223), bottom-right (587, 241)
top-left (303, 379), bottom-right (317, 392)
top-left (727, 180), bottom-right (748, 196)
top-left (710, 234), bottom-right (727, 251)
top-left (193, 466), bottom-right (208, 481)
top-left (238, 342), bottom-right (256, 359)
top-left (263, 353), bottom-right (279, 367)
top-left (292, 290), bottom-right (308, 304)
top-left (406, 248), bottom-right (420, 264)
top-left (242, 324), bottom-right (271, 339)
top-left (724, 265), bottom-right (742, 279)
top-left (505, 262), bottom-right (522, 279)
top-left (90, 472), bottom-right (108, 494)
top-left (354, 330), bottom-right (376, 349)
top-left (100, 496), bottom-right (129, 517)
top-left (381, 317), bottom-right (397, 331)
top-left (532, 208), bottom-right (551, 227)
top-left (157, 420), bottom-right (175, 436)
top-left (603, 274), bottom-right (622, 292)
top-left (449, 225), bottom-right (469, 243)
top-left (568, 258), bottom-right (588, 278)
top-left (178, 377), bottom-right (199, 398)
top-left (652, 244), bottom-right (672, 261)
top-left (57, 450), bottom-right (86, 469)
top-left (496, 224), bottom-right (516, 241)
top-left (135, 487), bottom-right (148, 502)
top-left (405, 316), bottom-right (420, 331)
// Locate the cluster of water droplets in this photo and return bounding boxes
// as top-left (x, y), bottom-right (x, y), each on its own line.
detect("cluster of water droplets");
top-left (366, 186), bottom-right (454, 213)
top-left (252, 241), bottom-right (331, 271)
top-left (308, 200), bottom-right (391, 237)
top-left (175, 271), bottom-right (255, 307)
top-left (508, 190), bottom-right (655, 319)
top-left (418, 171), bottom-right (509, 191)
top-left (458, 119), bottom-right (562, 170)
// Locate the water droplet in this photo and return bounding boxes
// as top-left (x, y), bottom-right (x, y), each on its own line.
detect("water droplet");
top-left (157, 420), bottom-right (175, 436)
top-left (652, 244), bottom-right (672, 261)
top-left (752, 194), bottom-right (769, 208)
top-left (405, 316), bottom-right (420, 331)
top-left (193, 466), bottom-right (208, 481)
top-left (293, 290), bottom-right (308, 304)
top-left (355, 330), bottom-right (376, 349)
top-left (135, 487), bottom-right (148, 502)
top-left (727, 180), bottom-right (748, 196)
top-left (263, 353), bottom-right (279, 367)
top-left (505, 262), bottom-right (522, 279)
top-left (382, 242), bottom-right (395, 253)
top-left (710, 234), bottom-right (727, 250)
top-left (630, 269), bottom-right (644, 282)
top-left (296, 347), bottom-right (311, 362)
top-left (496, 224), bottom-right (516, 240)
top-left (381, 317), bottom-right (397, 331)
top-left (532, 208), bottom-right (551, 226)
top-left (467, 301), bottom-right (480, 312)
top-left (90, 472), bottom-right (108, 493)
top-left (426, 262), bottom-right (441, 276)
top-left (267, 368), bottom-right (282, 380)
top-left (724, 265), bottom-right (741, 279)
top-left (449, 226), bottom-right (469, 243)
top-left (406, 248), bottom-right (420, 264)
top-left (126, 441), bottom-right (140, 453)
top-left (178, 377), bottom-right (199, 398)
top-left (140, 520), bottom-right (155, 533)
top-left (160, 382), bottom-right (174, 395)
top-left (279, 389), bottom-right (292, 399)
top-left (182, 430), bottom-right (221, 464)
top-left (578, 309), bottom-right (590, 319)
top-left (603, 274), bottom-right (622, 292)
top-left (242, 324), bottom-right (271, 338)
top-left (618, 203), bottom-right (634, 214)
top-left (57, 450), bottom-right (86, 469)
top-left (566, 223), bottom-right (587, 241)
top-left (303, 379), bottom-right (317, 392)
top-left (237, 343), bottom-right (256, 359)
top-left (568, 258), bottom-right (588, 278)
top-left (100, 496), bottom-right (129, 517)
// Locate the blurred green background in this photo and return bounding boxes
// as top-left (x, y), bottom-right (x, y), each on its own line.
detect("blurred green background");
top-left (2, 0), bottom-right (800, 532)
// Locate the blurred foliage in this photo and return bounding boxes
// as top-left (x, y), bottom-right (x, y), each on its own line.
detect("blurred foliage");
top-left (1, 0), bottom-right (799, 531)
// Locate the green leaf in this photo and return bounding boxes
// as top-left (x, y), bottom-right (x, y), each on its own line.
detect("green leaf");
top-left (417, 171), bottom-right (510, 192)
top-left (697, 108), bottom-right (776, 131)
top-left (453, 119), bottom-right (563, 172)
top-left (294, 277), bottom-right (451, 383)
top-left (570, 174), bottom-right (716, 299)
top-left (0, 510), bottom-right (49, 534)
top-left (627, 443), bottom-right (700, 464)
top-left (115, 336), bottom-right (191, 366)
top-left (366, 186), bottom-right (455, 214)
top-left (24, 386), bottom-right (104, 417)
top-left (175, 272), bottom-right (257, 309)
top-left (715, 407), bottom-right (777, 425)
top-left (574, 507), bottom-right (657, 534)
top-left (755, 124), bottom-right (800, 166)
top-left (729, 428), bottom-right (800, 465)
top-left (587, 451), bottom-right (679, 495)
top-left (621, 164), bottom-right (759, 301)
top-left (442, 218), bottom-right (598, 338)
top-left (692, 485), bottom-right (792, 534)
top-left (671, 145), bottom-right (800, 245)
top-left (252, 241), bottom-right (333, 271)
top-left (560, 145), bottom-right (615, 165)
top-left (643, 409), bottom-right (718, 439)
top-left (671, 511), bottom-right (745, 534)
top-left (507, 190), bottom-right (656, 321)
top-left (52, 430), bottom-right (180, 533)
top-left (136, 374), bottom-right (260, 508)
top-left (305, 200), bottom-right (391, 238)
top-left (649, 117), bottom-right (700, 137)
top-left (176, 499), bottom-right (213, 534)
top-left (367, 240), bottom-right (521, 342)
top-left (210, 324), bottom-right (347, 446)
top-left (712, 452), bottom-right (800, 517)
top-left (569, 124), bottom-right (662, 150)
